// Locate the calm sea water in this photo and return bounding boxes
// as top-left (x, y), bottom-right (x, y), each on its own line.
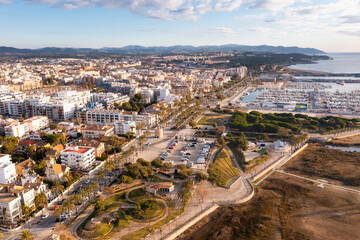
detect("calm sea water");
top-left (289, 53), bottom-right (360, 74)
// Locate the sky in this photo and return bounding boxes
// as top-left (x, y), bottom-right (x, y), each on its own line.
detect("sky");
top-left (0, 0), bottom-right (360, 52)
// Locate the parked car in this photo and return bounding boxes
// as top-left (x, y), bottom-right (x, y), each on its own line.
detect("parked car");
top-left (185, 153), bottom-right (191, 155)
top-left (85, 179), bottom-right (90, 184)
top-left (41, 213), bottom-right (49, 219)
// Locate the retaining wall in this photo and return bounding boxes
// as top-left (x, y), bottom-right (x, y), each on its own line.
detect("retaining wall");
top-left (164, 204), bottom-right (219, 240)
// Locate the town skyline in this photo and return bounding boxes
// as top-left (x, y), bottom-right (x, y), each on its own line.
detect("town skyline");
top-left (1, 0), bottom-right (360, 52)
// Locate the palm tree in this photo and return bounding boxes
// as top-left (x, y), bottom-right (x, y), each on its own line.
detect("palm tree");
top-left (95, 170), bottom-right (105, 187)
top-left (63, 172), bottom-right (73, 183)
top-left (63, 199), bottom-right (74, 216)
top-left (71, 195), bottom-right (81, 214)
top-left (84, 185), bottom-right (93, 200)
top-left (34, 193), bottom-right (48, 214)
top-left (136, 122), bottom-right (146, 135)
top-left (138, 135), bottom-right (147, 152)
top-left (51, 181), bottom-right (64, 204)
top-left (104, 160), bottom-right (115, 182)
top-left (54, 206), bottom-right (65, 223)
top-left (20, 230), bottom-right (34, 240)
top-left (90, 181), bottom-right (100, 196)
top-left (144, 130), bottom-right (150, 138)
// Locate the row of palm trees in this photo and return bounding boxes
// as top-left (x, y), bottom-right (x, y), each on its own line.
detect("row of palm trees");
top-left (53, 180), bottom-right (100, 222)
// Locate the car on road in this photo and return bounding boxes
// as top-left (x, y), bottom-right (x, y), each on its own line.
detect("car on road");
top-left (185, 153), bottom-right (191, 155)
top-left (106, 176), bottom-right (111, 180)
top-left (145, 143), bottom-right (151, 146)
top-left (85, 179), bottom-right (90, 184)
top-left (41, 213), bottom-right (49, 219)
top-left (169, 146), bottom-right (174, 149)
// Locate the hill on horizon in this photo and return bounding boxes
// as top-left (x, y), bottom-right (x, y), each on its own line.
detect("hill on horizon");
top-left (0, 44), bottom-right (325, 55)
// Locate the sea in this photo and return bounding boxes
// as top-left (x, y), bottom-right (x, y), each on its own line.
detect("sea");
top-left (288, 53), bottom-right (360, 74)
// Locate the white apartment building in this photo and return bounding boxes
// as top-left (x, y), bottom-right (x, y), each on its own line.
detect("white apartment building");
top-left (60, 146), bottom-right (95, 170)
top-left (7, 99), bottom-right (25, 117)
top-left (23, 116), bottom-right (49, 132)
top-left (32, 102), bottom-right (76, 122)
top-left (4, 122), bottom-right (29, 138)
top-left (86, 109), bottom-right (157, 127)
top-left (114, 121), bottom-right (136, 135)
top-left (0, 154), bottom-right (17, 185)
top-left (0, 189), bottom-right (22, 223)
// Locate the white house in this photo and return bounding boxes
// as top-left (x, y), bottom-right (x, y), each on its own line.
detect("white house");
top-left (4, 122), bottom-right (29, 138)
top-left (0, 154), bottom-right (17, 185)
top-left (60, 146), bottom-right (95, 170)
top-left (114, 121), bottom-right (136, 135)
top-left (273, 140), bottom-right (288, 152)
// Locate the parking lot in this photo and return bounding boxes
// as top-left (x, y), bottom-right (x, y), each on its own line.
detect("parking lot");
top-left (159, 138), bottom-right (214, 171)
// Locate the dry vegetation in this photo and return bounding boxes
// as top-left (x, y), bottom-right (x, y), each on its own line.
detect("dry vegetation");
top-left (177, 173), bottom-right (360, 240)
top-left (330, 134), bottom-right (360, 146)
top-left (284, 144), bottom-right (360, 186)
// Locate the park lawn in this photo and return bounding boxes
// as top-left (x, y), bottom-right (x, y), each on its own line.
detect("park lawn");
top-left (198, 113), bottom-right (231, 126)
top-left (208, 149), bottom-right (240, 187)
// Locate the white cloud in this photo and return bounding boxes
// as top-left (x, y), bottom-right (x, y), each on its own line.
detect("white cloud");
top-left (249, 26), bottom-right (271, 33)
top-left (248, 0), bottom-right (298, 11)
top-left (0, 0), bottom-right (12, 4)
top-left (205, 26), bottom-right (235, 34)
top-left (24, 0), bottom-right (244, 20)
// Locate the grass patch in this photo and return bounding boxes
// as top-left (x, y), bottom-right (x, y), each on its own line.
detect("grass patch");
top-left (128, 188), bottom-right (146, 200)
top-left (208, 148), bottom-right (240, 187)
top-left (257, 148), bottom-right (266, 154)
top-left (198, 114), bottom-right (231, 125)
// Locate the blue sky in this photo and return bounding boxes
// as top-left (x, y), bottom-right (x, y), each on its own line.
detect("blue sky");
top-left (1, 0), bottom-right (360, 52)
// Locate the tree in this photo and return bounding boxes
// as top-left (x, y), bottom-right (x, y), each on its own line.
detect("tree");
top-left (195, 172), bottom-right (207, 182)
top-left (151, 158), bottom-right (163, 168)
top-left (90, 181), bottom-right (100, 196)
top-left (51, 181), bottom-right (64, 203)
top-left (104, 160), bottom-right (115, 185)
top-left (163, 162), bottom-right (173, 170)
top-left (93, 197), bottom-right (106, 214)
top-left (34, 193), bottom-right (47, 212)
top-left (20, 230), bottom-right (34, 240)
top-left (120, 175), bottom-right (133, 184)
top-left (62, 199), bottom-right (74, 215)
top-left (21, 205), bottom-right (33, 219)
top-left (189, 120), bottom-right (197, 128)
top-left (95, 170), bottom-right (105, 185)
top-left (136, 158), bottom-right (151, 167)
top-left (217, 137), bottom-right (226, 148)
top-left (54, 206), bottom-right (65, 223)
top-left (71, 194), bottom-right (81, 214)
top-left (235, 133), bottom-right (248, 151)
top-left (63, 172), bottom-right (73, 183)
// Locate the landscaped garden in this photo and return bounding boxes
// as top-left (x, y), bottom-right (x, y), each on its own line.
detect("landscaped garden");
top-left (207, 148), bottom-right (240, 187)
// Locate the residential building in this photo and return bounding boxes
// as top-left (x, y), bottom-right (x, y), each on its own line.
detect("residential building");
top-left (80, 140), bottom-right (105, 158)
top-left (81, 125), bottom-right (114, 139)
top-left (4, 122), bottom-right (29, 138)
top-left (114, 121), bottom-right (136, 135)
top-left (0, 154), bottom-right (17, 185)
top-left (60, 146), bottom-right (95, 169)
top-left (45, 157), bottom-right (70, 182)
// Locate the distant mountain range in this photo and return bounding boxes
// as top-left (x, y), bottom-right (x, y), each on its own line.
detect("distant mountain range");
top-left (0, 44), bottom-right (325, 55)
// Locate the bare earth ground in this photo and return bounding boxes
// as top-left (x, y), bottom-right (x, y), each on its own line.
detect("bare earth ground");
top-left (177, 173), bottom-right (360, 240)
top-left (283, 144), bottom-right (360, 187)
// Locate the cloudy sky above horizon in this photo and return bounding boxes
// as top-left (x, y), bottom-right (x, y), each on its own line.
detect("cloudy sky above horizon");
top-left (1, 0), bottom-right (360, 52)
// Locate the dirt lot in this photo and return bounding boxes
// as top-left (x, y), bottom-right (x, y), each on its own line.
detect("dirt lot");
top-left (198, 113), bottom-right (231, 126)
top-left (177, 173), bottom-right (360, 240)
top-left (284, 144), bottom-right (360, 187)
top-left (331, 134), bottom-right (360, 146)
